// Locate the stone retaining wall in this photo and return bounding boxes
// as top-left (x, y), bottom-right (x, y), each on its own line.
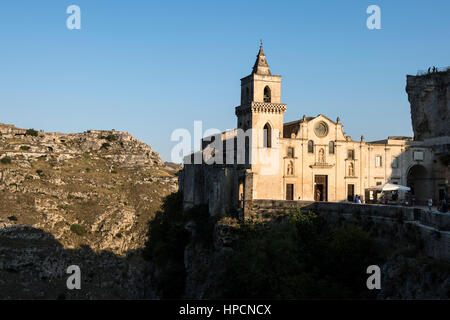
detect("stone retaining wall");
top-left (244, 200), bottom-right (450, 261)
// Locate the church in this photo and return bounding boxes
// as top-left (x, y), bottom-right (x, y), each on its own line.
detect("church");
top-left (181, 45), bottom-right (438, 216)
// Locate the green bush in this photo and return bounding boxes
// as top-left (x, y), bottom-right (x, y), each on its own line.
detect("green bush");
top-left (36, 169), bottom-right (44, 176)
top-left (20, 146), bottom-right (30, 151)
top-left (25, 129), bottom-right (39, 137)
top-left (0, 157), bottom-right (12, 165)
top-left (98, 134), bottom-right (117, 142)
top-left (70, 224), bottom-right (87, 236)
top-left (105, 134), bottom-right (117, 142)
top-left (8, 216), bottom-right (18, 221)
top-left (144, 203), bottom-right (383, 300)
top-left (101, 143), bottom-right (110, 150)
top-left (216, 210), bottom-right (381, 299)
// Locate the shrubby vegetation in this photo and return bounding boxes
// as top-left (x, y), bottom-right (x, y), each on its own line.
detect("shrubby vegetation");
top-left (0, 157), bottom-right (12, 164)
top-left (25, 129), bottom-right (39, 137)
top-left (144, 193), bottom-right (383, 299)
top-left (101, 143), bottom-right (110, 150)
top-left (144, 192), bottom-right (216, 299)
top-left (98, 134), bottom-right (118, 142)
top-left (70, 224), bottom-right (87, 236)
top-left (143, 192), bottom-right (190, 299)
top-left (216, 210), bottom-right (381, 299)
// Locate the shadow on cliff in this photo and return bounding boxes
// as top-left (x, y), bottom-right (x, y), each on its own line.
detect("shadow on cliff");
top-left (0, 225), bottom-right (153, 300)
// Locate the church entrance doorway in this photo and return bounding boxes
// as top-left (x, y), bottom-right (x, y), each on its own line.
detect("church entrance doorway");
top-left (314, 175), bottom-right (328, 202)
top-left (286, 184), bottom-right (294, 201)
top-left (347, 184), bottom-right (355, 202)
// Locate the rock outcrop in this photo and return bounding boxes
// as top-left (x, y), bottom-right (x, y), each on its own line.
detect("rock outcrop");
top-left (406, 68), bottom-right (450, 141)
top-left (0, 123), bottom-right (180, 299)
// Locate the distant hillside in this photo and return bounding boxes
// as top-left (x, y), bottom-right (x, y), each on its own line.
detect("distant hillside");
top-left (0, 123), bottom-right (180, 299)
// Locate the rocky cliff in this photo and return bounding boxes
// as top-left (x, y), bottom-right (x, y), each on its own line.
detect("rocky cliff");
top-left (406, 68), bottom-right (450, 141)
top-left (0, 123), bottom-right (180, 299)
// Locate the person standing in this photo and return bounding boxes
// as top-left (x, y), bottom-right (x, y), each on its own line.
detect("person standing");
top-left (315, 188), bottom-right (321, 202)
top-left (428, 198), bottom-right (433, 211)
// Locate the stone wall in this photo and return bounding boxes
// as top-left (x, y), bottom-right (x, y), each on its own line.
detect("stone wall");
top-left (244, 200), bottom-right (450, 261)
top-left (182, 163), bottom-right (244, 216)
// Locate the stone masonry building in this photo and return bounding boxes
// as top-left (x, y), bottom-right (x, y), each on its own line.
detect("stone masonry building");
top-left (181, 46), bottom-right (447, 216)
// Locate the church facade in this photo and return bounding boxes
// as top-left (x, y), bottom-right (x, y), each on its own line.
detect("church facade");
top-left (181, 46), bottom-right (438, 216)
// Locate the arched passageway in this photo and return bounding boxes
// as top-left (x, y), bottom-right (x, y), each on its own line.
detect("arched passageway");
top-left (407, 164), bottom-right (429, 205)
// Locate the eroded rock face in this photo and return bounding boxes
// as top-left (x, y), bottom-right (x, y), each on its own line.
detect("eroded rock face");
top-left (378, 255), bottom-right (450, 299)
top-left (0, 124), bottom-right (164, 167)
top-left (406, 70), bottom-right (450, 141)
top-left (0, 123), bottom-right (180, 299)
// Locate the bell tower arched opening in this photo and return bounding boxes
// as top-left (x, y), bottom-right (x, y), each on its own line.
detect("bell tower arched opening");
top-left (263, 86), bottom-right (271, 103)
top-left (263, 123), bottom-right (272, 148)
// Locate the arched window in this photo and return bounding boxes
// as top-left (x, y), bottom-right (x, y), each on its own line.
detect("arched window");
top-left (308, 140), bottom-right (314, 153)
top-left (245, 136), bottom-right (250, 165)
top-left (264, 86), bottom-right (271, 103)
top-left (263, 123), bottom-right (272, 148)
top-left (329, 141), bottom-right (335, 154)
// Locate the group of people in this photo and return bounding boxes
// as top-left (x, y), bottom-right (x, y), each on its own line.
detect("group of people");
top-left (427, 66), bottom-right (439, 73)
top-left (437, 197), bottom-right (449, 213)
top-left (427, 196), bottom-right (449, 213)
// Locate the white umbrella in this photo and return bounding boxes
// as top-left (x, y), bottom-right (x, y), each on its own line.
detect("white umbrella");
top-left (381, 183), bottom-right (410, 192)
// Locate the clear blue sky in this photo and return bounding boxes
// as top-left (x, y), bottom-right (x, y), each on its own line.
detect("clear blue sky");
top-left (1, 0), bottom-right (449, 161)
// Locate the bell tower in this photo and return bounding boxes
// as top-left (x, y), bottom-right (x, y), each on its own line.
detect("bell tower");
top-left (235, 44), bottom-right (286, 148)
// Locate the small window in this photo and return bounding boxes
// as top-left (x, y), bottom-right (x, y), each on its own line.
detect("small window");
top-left (245, 136), bottom-right (250, 165)
top-left (264, 86), bottom-right (271, 103)
top-left (329, 141), bottom-right (335, 154)
top-left (308, 140), bottom-right (314, 153)
top-left (376, 155), bottom-right (382, 167)
top-left (376, 181), bottom-right (382, 186)
top-left (392, 157), bottom-right (398, 168)
top-left (413, 151), bottom-right (424, 161)
top-left (287, 147), bottom-right (294, 158)
top-left (263, 123), bottom-right (272, 148)
top-left (347, 149), bottom-right (355, 160)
